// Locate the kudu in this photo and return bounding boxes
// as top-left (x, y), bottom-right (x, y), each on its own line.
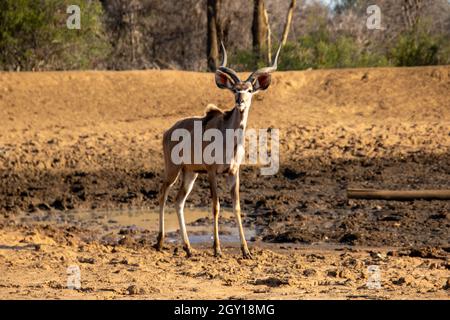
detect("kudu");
top-left (154, 43), bottom-right (281, 258)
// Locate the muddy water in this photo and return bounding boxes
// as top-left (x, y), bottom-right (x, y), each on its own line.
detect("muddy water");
top-left (7, 208), bottom-right (418, 262)
top-left (11, 208), bottom-right (401, 253)
top-left (13, 208), bottom-right (256, 245)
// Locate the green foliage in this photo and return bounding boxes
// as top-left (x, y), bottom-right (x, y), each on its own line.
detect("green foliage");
top-left (390, 23), bottom-right (449, 67)
top-left (0, 1), bottom-right (448, 71)
top-left (232, 26), bottom-right (389, 71)
top-left (0, 0), bottom-right (110, 71)
top-left (231, 49), bottom-right (258, 71)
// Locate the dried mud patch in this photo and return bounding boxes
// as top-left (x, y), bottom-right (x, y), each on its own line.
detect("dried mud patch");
top-left (0, 223), bottom-right (448, 299)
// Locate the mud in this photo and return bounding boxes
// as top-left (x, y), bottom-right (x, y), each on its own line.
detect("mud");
top-left (1, 121), bottom-right (448, 248)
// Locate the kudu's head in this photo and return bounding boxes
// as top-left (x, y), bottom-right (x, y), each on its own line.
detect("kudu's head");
top-left (215, 43), bottom-right (281, 112)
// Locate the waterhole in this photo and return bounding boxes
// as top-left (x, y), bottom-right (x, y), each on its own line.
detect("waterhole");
top-left (14, 208), bottom-right (256, 245)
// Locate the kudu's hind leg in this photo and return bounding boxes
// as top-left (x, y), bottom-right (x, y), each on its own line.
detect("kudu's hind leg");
top-left (154, 168), bottom-right (180, 251)
top-left (228, 173), bottom-right (252, 259)
top-left (175, 170), bottom-right (198, 257)
top-left (208, 172), bottom-right (222, 257)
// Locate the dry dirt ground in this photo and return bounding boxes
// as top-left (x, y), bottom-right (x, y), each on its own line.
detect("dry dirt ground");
top-left (0, 66), bottom-right (449, 299)
top-left (0, 223), bottom-right (449, 300)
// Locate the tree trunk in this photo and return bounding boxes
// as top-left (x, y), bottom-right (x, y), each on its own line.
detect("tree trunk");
top-left (252, 0), bottom-right (269, 61)
top-left (207, 0), bottom-right (221, 71)
top-left (402, 0), bottom-right (423, 30)
top-left (281, 0), bottom-right (297, 46)
top-left (263, 8), bottom-right (272, 64)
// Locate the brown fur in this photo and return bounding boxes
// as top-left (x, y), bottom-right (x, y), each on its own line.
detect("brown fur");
top-left (234, 82), bottom-right (252, 90)
top-left (202, 105), bottom-right (224, 125)
top-left (203, 104), bottom-right (235, 124)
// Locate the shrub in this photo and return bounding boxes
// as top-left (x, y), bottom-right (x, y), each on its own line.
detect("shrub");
top-left (231, 26), bottom-right (389, 71)
top-left (0, 0), bottom-right (110, 71)
top-left (390, 24), bottom-right (449, 66)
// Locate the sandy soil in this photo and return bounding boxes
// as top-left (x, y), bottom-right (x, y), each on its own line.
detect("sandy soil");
top-left (0, 223), bottom-right (448, 299)
top-left (0, 66), bottom-right (449, 299)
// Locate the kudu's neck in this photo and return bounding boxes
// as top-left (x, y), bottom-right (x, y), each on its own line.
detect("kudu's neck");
top-left (226, 105), bottom-right (251, 132)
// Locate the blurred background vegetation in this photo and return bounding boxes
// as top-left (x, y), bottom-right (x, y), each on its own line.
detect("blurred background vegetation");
top-left (0, 0), bottom-right (449, 72)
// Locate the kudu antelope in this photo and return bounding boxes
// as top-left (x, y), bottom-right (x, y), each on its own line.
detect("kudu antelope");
top-left (154, 43), bottom-right (282, 259)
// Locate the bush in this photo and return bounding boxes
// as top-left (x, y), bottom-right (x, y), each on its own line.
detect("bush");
top-left (390, 23), bottom-right (449, 67)
top-left (231, 26), bottom-right (389, 71)
top-left (0, 0), bottom-right (110, 71)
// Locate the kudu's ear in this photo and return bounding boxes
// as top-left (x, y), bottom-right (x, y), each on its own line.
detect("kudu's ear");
top-left (252, 73), bottom-right (271, 92)
top-left (215, 69), bottom-right (235, 90)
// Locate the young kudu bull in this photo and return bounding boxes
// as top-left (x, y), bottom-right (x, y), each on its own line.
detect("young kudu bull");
top-left (154, 43), bottom-right (281, 258)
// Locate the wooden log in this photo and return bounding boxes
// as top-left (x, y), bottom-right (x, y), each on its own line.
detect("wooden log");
top-left (347, 189), bottom-right (450, 201)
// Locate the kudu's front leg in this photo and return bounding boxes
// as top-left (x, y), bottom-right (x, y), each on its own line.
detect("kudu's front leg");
top-left (227, 173), bottom-right (252, 259)
top-left (208, 172), bottom-right (222, 257)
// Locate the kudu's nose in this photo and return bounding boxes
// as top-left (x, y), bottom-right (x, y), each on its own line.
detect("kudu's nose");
top-left (236, 94), bottom-right (244, 106)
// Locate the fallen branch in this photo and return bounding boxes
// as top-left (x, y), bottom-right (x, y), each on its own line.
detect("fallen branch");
top-left (347, 189), bottom-right (450, 201)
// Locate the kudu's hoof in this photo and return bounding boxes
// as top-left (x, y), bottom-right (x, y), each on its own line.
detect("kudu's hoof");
top-left (214, 249), bottom-right (223, 258)
top-left (242, 249), bottom-right (253, 260)
top-left (183, 246), bottom-right (195, 258)
top-left (153, 233), bottom-right (165, 251)
top-left (153, 242), bottom-right (165, 251)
